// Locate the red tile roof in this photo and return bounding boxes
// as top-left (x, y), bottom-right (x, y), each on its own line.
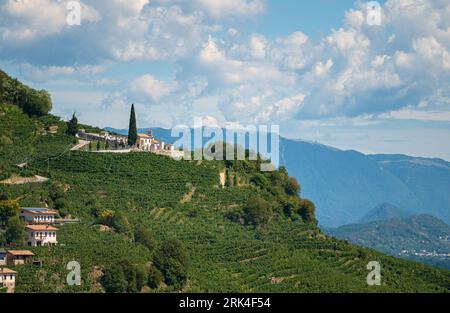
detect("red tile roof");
top-left (6, 250), bottom-right (35, 256)
top-left (0, 268), bottom-right (17, 274)
top-left (25, 225), bottom-right (58, 231)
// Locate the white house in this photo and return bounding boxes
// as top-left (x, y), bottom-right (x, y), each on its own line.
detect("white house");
top-left (137, 133), bottom-right (153, 150)
top-left (25, 225), bottom-right (58, 246)
top-left (20, 208), bottom-right (57, 224)
top-left (0, 268), bottom-right (17, 293)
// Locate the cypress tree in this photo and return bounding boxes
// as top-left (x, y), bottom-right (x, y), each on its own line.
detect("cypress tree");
top-left (128, 104), bottom-right (138, 146)
top-left (66, 113), bottom-right (79, 136)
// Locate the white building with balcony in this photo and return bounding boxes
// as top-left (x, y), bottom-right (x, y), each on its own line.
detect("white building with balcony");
top-left (20, 208), bottom-right (57, 224)
top-left (0, 268), bottom-right (17, 293)
top-left (25, 225), bottom-right (58, 246)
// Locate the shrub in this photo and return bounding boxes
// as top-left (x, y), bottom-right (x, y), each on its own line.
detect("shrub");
top-left (285, 177), bottom-right (301, 196)
top-left (134, 225), bottom-right (156, 251)
top-left (298, 199), bottom-right (317, 224)
top-left (6, 216), bottom-right (25, 244)
top-left (153, 238), bottom-right (189, 288)
top-left (243, 195), bottom-right (272, 226)
top-left (0, 199), bottom-right (19, 225)
top-left (147, 266), bottom-right (164, 289)
top-left (101, 264), bottom-right (127, 293)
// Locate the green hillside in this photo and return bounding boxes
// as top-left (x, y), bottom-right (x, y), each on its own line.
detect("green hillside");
top-left (0, 73), bottom-right (449, 293)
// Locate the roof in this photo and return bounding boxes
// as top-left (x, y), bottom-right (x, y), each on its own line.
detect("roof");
top-left (138, 133), bottom-right (152, 138)
top-left (21, 207), bottom-right (57, 215)
top-left (0, 268), bottom-right (17, 274)
top-left (6, 250), bottom-right (35, 256)
top-left (25, 225), bottom-right (58, 231)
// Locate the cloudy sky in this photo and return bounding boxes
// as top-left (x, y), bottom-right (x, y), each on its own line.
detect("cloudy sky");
top-left (1, 0), bottom-right (450, 160)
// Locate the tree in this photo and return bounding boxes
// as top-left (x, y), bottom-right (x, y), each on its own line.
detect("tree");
top-left (0, 199), bottom-right (19, 226)
top-left (66, 113), bottom-right (79, 136)
top-left (112, 211), bottom-right (131, 235)
top-left (225, 169), bottom-right (231, 187)
top-left (285, 177), bottom-right (301, 196)
top-left (135, 264), bottom-right (148, 292)
top-left (147, 266), bottom-right (163, 289)
top-left (298, 199), bottom-right (317, 224)
top-left (96, 140), bottom-right (101, 151)
top-left (153, 238), bottom-right (189, 287)
top-left (134, 226), bottom-right (156, 251)
top-left (6, 216), bottom-right (25, 244)
top-left (101, 264), bottom-right (127, 293)
top-left (22, 89), bottom-right (52, 116)
top-left (243, 195), bottom-right (271, 226)
top-left (88, 142), bottom-right (93, 151)
top-left (127, 104), bottom-right (138, 146)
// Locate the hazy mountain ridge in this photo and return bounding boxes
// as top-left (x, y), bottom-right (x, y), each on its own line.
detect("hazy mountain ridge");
top-left (328, 213), bottom-right (450, 269)
top-left (359, 203), bottom-right (410, 223)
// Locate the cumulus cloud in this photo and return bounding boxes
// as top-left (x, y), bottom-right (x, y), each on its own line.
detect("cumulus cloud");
top-left (192, 0), bottom-right (266, 18)
top-left (129, 75), bottom-right (179, 102)
top-left (1, 0), bottom-right (450, 132)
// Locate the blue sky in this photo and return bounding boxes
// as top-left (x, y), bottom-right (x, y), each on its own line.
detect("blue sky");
top-left (0, 0), bottom-right (449, 160)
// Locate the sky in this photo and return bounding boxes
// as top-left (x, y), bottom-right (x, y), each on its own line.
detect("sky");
top-left (1, 0), bottom-right (450, 160)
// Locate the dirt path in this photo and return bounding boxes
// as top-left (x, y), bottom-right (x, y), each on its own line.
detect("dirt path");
top-left (0, 174), bottom-right (49, 185)
top-left (71, 140), bottom-right (90, 151)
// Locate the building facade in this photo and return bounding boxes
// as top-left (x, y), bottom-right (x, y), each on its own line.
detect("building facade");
top-left (25, 225), bottom-right (58, 246)
top-left (0, 268), bottom-right (17, 293)
top-left (6, 250), bottom-right (34, 266)
top-left (19, 208), bottom-right (57, 224)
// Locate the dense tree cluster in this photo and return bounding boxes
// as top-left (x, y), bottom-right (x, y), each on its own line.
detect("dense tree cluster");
top-left (0, 199), bottom-right (24, 244)
top-left (153, 238), bottom-right (189, 288)
top-left (0, 70), bottom-right (52, 116)
top-left (101, 238), bottom-right (189, 292)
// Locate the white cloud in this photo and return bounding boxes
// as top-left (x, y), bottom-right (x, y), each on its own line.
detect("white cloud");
top-left (0, 0), bottom-right (99, 42)
top-left (129, 75), bottom-right (178, 102)
top-left (18, 63), bottom-right (106, 82)
top-left (380, 108), bottom-right (450, 122)
top-left (193, 0), bottom-right (266, 18)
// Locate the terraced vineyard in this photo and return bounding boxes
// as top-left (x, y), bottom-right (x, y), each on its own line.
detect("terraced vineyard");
top-left (1, 95), bottom-right (450, 293)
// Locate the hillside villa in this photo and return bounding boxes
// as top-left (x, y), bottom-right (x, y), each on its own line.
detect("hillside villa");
top-left (76, 129), bottom-right (183, 159)
top-left (6, 250), bottom-right (35, 266)
top-left (0, 267), bottom-right (17, 293)
top-left (20, 207), bottom-right (57, 224)
top-left (25, 225), bottom-right (58, 247)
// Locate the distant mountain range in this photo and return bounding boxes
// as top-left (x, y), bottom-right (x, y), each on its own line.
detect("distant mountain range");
top-left (106, 127), bottom-right (450, 228)
top-left (327, 205), bottom-right (450, 270)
